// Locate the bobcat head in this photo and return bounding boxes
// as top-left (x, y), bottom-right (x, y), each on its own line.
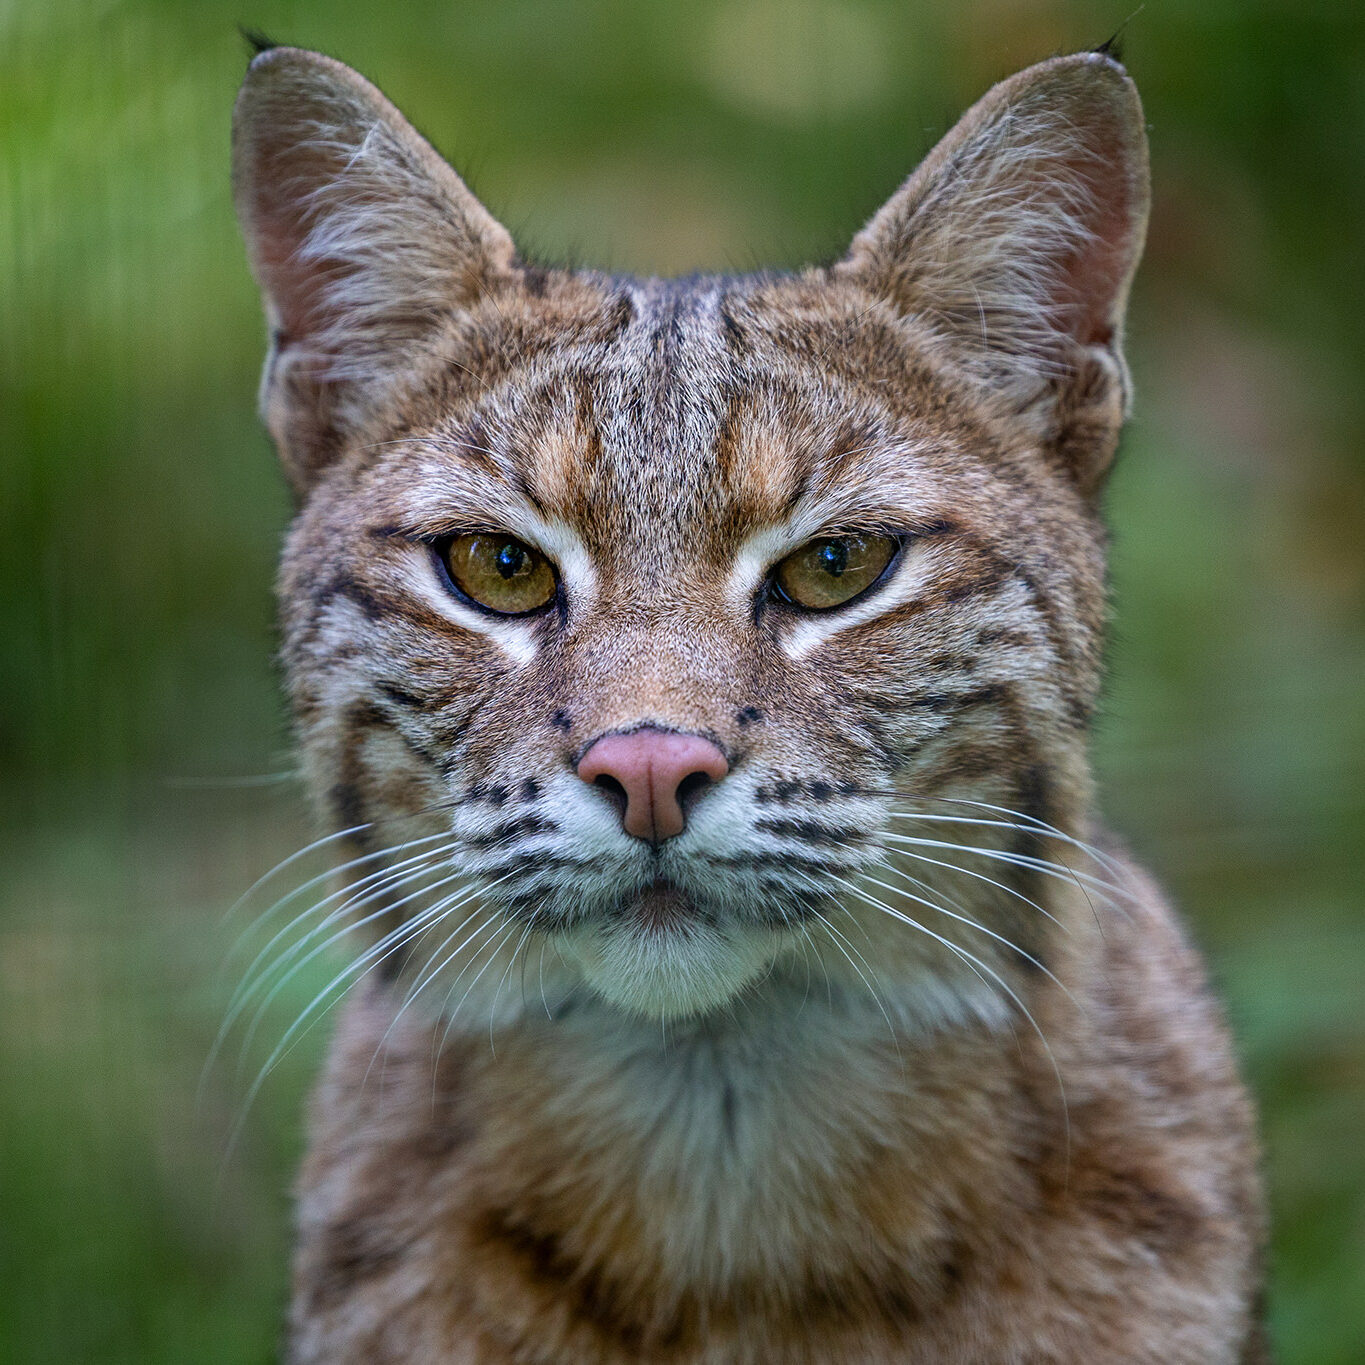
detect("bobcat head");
top-left (234, 47), bottom-right (1148, 1024)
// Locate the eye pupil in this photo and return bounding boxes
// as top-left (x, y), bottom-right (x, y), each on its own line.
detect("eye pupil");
top-left (496, 543), bottom-right (525, 579)
top-left (818, 540), bottom-right (848, 576)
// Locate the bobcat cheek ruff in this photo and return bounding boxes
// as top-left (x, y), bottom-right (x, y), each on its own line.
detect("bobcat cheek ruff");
top-left (233, 45), bottom-right (1268, 1364)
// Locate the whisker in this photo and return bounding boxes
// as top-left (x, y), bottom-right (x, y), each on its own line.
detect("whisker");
top-left (220, 821), bottom-right (375, 926)
top-left (392, 871), bottom-right (522, 1016)
top-left (883, 833), bottom-right (1133, 913)
top-left (811, 908), bottom-right (902, 1058)
top-left (790, 922), bottom-right (816, 1011)
top-left (236, 868), bottom-right (473, 1066)
top-left (249, 880), bottom-right (492, 1087)
top-left (490, 921), bottom-right (538, 1054)
top-left (420, 914), bottom-right (510, 1096)
top-left (221, 784), bottom-right (474, 933)
top-left (220, 891), bottom-right (479, 1177)
top-left (436, 918), bottom-right (523, 1056)
top-left (865, 866), bottom-right (1075, 1005)
top-left (897, 797), bottom-right (1132, 884)
top-left (358, 903), bottom-right (490, 1091)
top-left (882, 845), bottom-right (1067, 931)
top-left (371, 867), bottom-right (525, 1060)
top-left (226, 836), bottom-right (454, 1008)
top-left (229, 852), bottom-right (460, 1016)
top-left (206, 840), bottom-right (458, 1094)
top-left (837, 874), bottom-right (1070, 1160)
top-left (536, 934), bottom-right (552, 1020)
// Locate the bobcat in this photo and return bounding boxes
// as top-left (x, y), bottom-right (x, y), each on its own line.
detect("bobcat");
top-left (232, 42), bottom-right (1269, 1364)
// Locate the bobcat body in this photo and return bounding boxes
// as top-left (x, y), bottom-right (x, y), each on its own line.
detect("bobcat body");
top-left (232, 44), bottom-right (1268, 1363)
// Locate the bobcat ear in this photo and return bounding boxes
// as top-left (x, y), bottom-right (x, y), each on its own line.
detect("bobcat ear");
top-left (839, 53), bottom-right (1149, 495)
top-left (232, 47), bottom-right (517, 493)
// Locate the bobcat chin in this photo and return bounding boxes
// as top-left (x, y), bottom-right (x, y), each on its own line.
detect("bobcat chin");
top-left (233, 42), bottom-right (1269, 1363)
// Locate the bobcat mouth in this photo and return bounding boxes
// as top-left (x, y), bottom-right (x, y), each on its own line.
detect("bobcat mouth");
top-left (620, 878), bottom-right (705, 932)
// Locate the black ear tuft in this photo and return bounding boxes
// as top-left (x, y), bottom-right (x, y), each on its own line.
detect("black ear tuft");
top-left (1092, 31), bottom-right (1123, 62)
top-left (1093, 5), bottom-right (1145, 65)
top-left (239, 26), bottom-right (277, 58)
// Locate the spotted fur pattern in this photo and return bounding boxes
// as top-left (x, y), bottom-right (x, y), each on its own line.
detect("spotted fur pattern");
top-left (232, 45), bottom-right (1269, 1363)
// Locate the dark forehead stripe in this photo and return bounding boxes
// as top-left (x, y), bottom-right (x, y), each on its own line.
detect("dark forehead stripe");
top-left (571, 278), bottom-right (742, 547)
top-left (632, 276), bottom-right (731, 404)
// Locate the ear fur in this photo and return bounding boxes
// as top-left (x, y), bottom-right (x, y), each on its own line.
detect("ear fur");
top-left (838, 53), bottom-right (1150, 494)
top-left (232, 47), bottom-right (517, 493)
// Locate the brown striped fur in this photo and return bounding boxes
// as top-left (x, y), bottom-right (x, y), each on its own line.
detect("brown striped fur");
top-left (233, 45), bottom-right (1268, 1363)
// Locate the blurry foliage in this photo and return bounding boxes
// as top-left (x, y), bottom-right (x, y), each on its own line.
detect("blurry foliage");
top-left (2, 0), bottom-right (1362, 1360)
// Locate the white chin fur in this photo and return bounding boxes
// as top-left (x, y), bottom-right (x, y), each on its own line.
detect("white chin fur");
top-left (564, 919), bottom-right (780, 1021)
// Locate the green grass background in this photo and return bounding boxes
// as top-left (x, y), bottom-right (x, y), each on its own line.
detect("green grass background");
top-left (2, 0), bottom-right (1362, 1359)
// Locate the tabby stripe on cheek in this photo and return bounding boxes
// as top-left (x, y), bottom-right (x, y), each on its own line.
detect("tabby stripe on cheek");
top-left (305, 572), bottom-right (483, 649)
top-left (904, 685), bottom-right (1007, 713)
top-left (376, 680), bottom-right (425, 710)
top-left (472, 853), bottom-right (597, 882)
top-left (753, 818), bottom-right (871, 848)
top-left (950, 532), bottom-right (1094, 728)
top-left (358, 699), bottom-right (449, 774)
top-left (463, 816), bottom-right (559, 849)
top-left (704, 853), bottom-right (859, 875)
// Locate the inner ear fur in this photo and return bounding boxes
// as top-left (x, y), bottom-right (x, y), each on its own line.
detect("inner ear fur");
top-left (232, 46), bottom-right (517, 493)
top-left (837, 53), bottom-right (1150, 496)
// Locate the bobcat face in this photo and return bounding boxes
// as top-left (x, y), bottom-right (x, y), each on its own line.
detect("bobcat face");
top-left (242, 48), bottom-right (1145, 1022)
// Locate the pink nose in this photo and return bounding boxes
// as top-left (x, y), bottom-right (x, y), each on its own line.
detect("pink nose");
top-left (576, 728), bottom-right (729, 843)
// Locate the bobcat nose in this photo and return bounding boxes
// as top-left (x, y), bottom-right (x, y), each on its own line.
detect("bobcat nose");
top-left (576, 728), bottom-right (729, 843)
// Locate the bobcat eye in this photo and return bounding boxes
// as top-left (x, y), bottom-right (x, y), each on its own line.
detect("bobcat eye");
top-left (438, 533), bottom-right (557, 616)
top-left (772, 533), bottom-right (899, 611)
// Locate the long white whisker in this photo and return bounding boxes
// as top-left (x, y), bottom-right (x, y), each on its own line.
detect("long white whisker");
top-left (205, 841), bottom-right (457, 1097)
top-left (883, 833), bottom-right (1132, 910)
top-left (229, 831), bottom-right (453, 962)
top-left (887, 809), bottom-right (1126, 931)
top-left (370, 868), bottom-right (526, 1067)
top-left (898, 797), bottom-right (1132, 883)
top-left (811, 909), bottom-right (902, 1058)
top-left (358, 903), bottom-right (490, 1091)
top-left (436, 919), bottom-right (522, 1056)
top-left (236, 868), bottom-right (472, 1065)
top-left (245, 879), bottom-right (492, 1091)
top-left (227, 836), bottom-right (454, 1010)
top-left (221, 891), bottom-right (479, 1176)
top-left (536, 935), bottom-right (552, 1020)
top-left (883, 844), bottom-right (1068, 930)
top-left (490, 921), bottom-right (537, 1054)
top-left (840, 875), bottom-right (1070, 1158)
top-left (391, 869), bottom-right (522, 1019)
top-left (220, 822), bottom-right (374, 926)
top-left (865, 867), bottom-right (1075, 1006)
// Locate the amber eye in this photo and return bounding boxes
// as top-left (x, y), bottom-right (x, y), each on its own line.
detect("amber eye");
top-left (440, 533), bottom-right (557, 616)
top-left (773, 533), bottom-right (899, 611)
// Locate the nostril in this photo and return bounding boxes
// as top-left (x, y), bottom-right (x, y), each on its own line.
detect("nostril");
top-left (675, 770), bottom-right (715, 813)
top-left (593, 772), bottom-right (628, 815)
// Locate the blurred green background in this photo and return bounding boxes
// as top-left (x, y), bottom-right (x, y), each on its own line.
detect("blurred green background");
top-left (2, 0), bottom-right (1362, 1359)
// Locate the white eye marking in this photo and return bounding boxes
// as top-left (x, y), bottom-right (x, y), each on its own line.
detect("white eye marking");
top-left (725, 516), bottom-right (825, 613)
top-left (533, 517), bottom-right (597, 614)
top-left (396, 552), bottom-right (540, 666)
